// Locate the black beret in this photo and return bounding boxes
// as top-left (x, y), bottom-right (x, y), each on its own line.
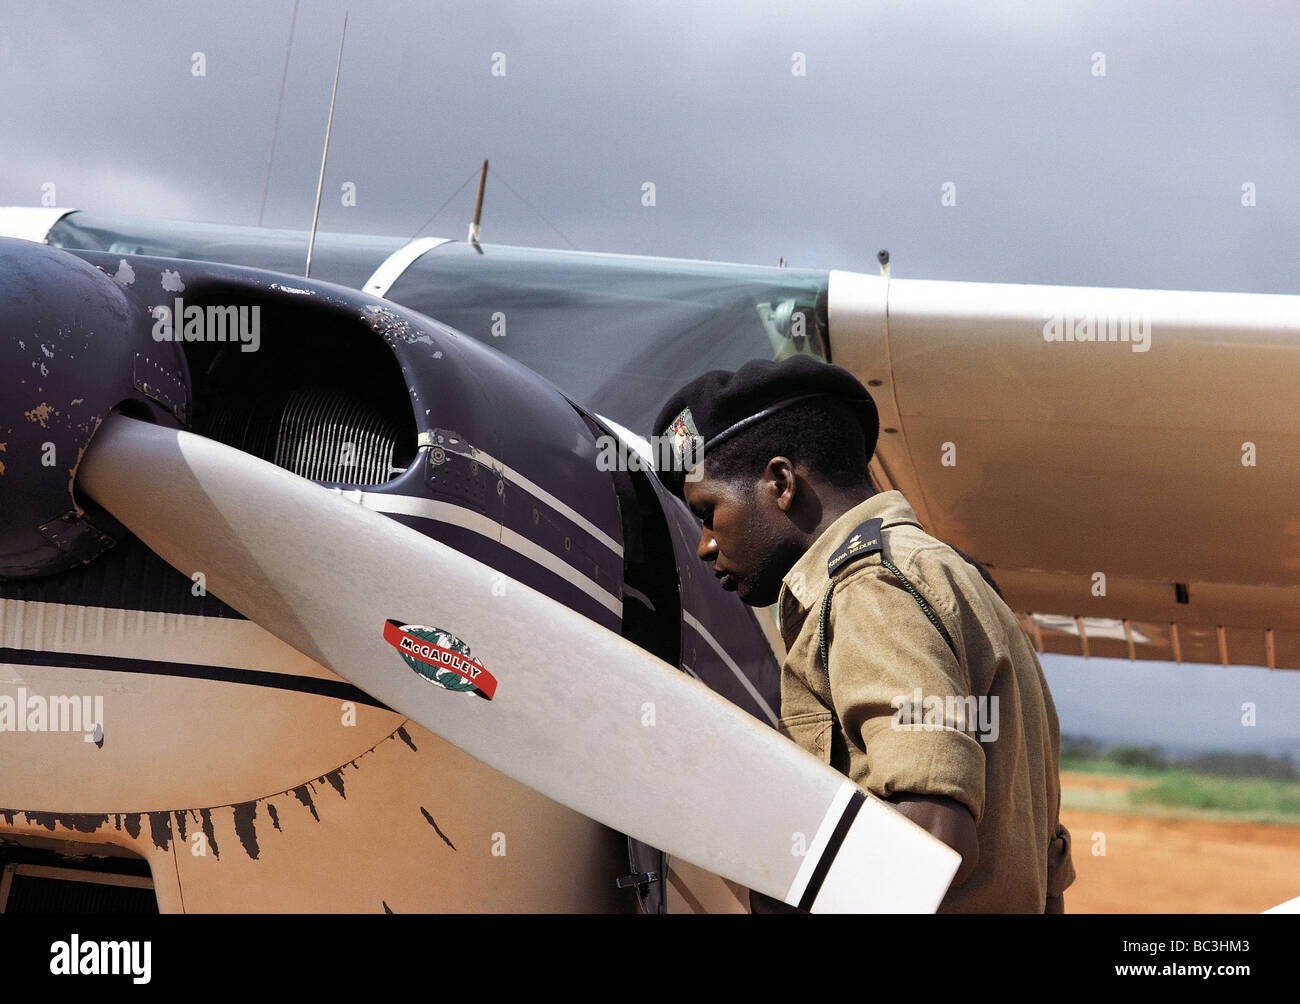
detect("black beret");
top-left (650, 355), bottom-right (879, 498)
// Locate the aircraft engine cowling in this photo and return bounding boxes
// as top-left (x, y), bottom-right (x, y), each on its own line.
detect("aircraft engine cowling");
top-left (0, 238), bottom-right (189, 578)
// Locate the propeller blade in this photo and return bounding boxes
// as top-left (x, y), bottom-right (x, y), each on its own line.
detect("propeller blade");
top-left (77, 413), bottom-right (960, 911)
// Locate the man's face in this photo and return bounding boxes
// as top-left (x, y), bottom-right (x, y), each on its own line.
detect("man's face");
top-left (682, 461), bottom-right (798, 607)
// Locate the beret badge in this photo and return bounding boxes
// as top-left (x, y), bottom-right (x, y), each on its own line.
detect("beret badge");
top-left (664, 406), bottom-right (704, 471)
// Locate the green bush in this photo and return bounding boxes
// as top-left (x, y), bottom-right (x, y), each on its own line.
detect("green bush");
top-left (1130, 772), bottom-right (1300, 816)
top-left (1106, 746), bottom-right (1168, 771)
top-left (1182, 752), bottom-right (1297, 780)
top-left (1060, 734), bottom-right (1102, 761)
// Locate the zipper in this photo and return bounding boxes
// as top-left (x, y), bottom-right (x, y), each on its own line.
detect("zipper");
top-left (819, 557), bottom-right (959, 675)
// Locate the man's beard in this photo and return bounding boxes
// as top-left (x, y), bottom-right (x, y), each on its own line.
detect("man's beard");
top-left (734, 547), bottom-right (800, 608)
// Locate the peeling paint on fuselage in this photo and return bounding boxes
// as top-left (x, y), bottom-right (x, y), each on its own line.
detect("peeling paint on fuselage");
top-left (291, 784), bottom-right (319, 822)
top-left (148, 811), bottom-right (171, 851)
top-left (24, 402), bottom-right (53, 427)
top-left (65, 417), bottom-right (101, 518)
top-left (198, 807), bottom-right (219, 859)
top-left (419, 806), bottom-right (456, 851)
top-left (231, 802), bottom-right (259, 859)
top-left (321, 769), bottom-right (346, 800)
top-left (0, 725), bottom-right (427, 864)
top-left (18, 811), bottom-right (110, 834)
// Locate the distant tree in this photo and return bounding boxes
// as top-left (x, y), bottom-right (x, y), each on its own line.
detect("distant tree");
top-left (1182, 752), bottom-right (1297, 780)
top-left (1060, 735), bottom-right (1102, 761)
top-left (1107, 746), bottom-right (1168, 771)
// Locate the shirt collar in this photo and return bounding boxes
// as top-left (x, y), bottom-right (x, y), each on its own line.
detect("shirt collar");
top-left (776, 490), bottom-right (923, 641)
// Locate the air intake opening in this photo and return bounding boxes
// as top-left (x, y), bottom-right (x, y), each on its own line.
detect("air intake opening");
top-left (0, 841), bottom-right (156, 914)
top-left (183, 292), bottom-right (418, 486)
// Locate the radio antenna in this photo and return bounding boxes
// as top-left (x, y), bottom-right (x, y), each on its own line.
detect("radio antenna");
top-left (468, 159), bottom-right (488, 252)
top-left (258, 0), bottom-right (299, 227)
top-left (306, 10), bottom-right (347, 278)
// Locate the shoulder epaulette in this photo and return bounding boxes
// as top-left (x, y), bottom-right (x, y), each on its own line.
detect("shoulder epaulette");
top-left (827, 518), bottom-right (884, 577)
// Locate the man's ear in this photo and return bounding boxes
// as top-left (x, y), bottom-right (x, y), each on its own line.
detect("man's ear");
top-left (765, 456), bottom-right (797, 512)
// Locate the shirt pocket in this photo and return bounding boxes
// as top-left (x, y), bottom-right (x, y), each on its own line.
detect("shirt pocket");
top-left (778, 709), bottom-right (834, 765)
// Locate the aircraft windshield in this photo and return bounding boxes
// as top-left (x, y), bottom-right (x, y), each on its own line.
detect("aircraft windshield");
top-left (47, 212), bottom-right (407, 291)
top-left (386, 242), bottom-right (830, 435)
top-left (47, 213), bottom-right (830, 435)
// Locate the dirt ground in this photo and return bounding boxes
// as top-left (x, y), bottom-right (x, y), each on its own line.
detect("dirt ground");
top-left (1058, 772), bottom-right (1300, 913)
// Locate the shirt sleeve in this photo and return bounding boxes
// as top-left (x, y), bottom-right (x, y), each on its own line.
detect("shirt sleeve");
top-left (824, 566), bottom-right (988, 823)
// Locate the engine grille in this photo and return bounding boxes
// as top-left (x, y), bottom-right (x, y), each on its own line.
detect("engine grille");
top-left (273, 386), bottom-right (407, 485)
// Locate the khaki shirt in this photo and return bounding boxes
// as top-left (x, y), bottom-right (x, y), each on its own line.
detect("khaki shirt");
top-left (776, 490), bottom-right (1075, 913)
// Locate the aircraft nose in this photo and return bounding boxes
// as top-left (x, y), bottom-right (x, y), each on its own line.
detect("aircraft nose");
top-left (0, 238), bottom-right (187, 579)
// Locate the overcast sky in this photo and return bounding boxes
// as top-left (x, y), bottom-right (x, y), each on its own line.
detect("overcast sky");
top-left (3, 0), bottom-right (1297, 291)
top-left (2, 0), bottom-right (1297, 756)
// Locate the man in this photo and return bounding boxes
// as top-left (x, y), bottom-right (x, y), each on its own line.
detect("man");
top-left (652, 355), bottom-right (1074, 912)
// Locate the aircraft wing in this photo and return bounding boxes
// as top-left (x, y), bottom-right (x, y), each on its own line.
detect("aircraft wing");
top-left (828, 270), bottom-right (1300, 670)
top-left (7, 207), bottom-right (1298, 671)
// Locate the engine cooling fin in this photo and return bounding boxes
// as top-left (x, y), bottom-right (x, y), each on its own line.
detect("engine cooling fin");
top-left (195, 385), bottom-right (406, 487)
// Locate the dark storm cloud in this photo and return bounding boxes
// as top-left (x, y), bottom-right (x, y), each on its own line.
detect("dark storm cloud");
top-left (2, 0), bottom-right (1297, 289)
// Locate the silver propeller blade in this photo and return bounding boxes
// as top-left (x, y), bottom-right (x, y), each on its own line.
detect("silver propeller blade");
top-left (77, 413), bottom-right (959, 912)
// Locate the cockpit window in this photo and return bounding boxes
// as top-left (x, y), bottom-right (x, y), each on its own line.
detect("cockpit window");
top-left (48, 212), bottom-right (832, 437)
top-left (385, 242), bottom-right (830, 435)
top-left (47, 212), bottom-right (406, 291)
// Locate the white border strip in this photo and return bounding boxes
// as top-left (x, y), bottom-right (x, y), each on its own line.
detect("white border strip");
top-left (0, 598), bottom-right (341, 680)
top-left (331, 490), bottom-right (622, 618)
top-left (438, 444), bottom-right (624, 558)
top-left (362, 236), bottom-right (452, 297)
top-left (0, 207), bottom-right (76, 243)
top-left (784, 778), bottom-right (857, 906)
top-left (682, 610), bottom-right (778, 727)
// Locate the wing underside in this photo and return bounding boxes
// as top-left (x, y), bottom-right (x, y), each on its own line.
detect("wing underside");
top-left (830, 269), bottom-right (1300, 671)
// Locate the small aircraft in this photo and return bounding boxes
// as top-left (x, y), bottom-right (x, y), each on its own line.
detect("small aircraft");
top-left (1, 201), bottom-right (1296, 913)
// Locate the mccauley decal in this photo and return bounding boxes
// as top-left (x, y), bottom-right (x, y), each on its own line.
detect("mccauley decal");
top-left (382, 620), bottom-right (498, 701)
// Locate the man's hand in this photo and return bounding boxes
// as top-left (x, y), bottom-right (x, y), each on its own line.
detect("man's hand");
top-left (886, 791), bottom-right (980, 889)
